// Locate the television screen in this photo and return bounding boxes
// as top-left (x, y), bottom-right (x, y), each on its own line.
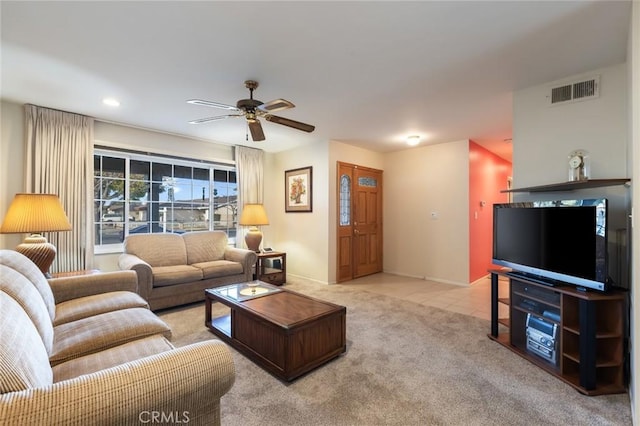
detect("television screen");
top-left (492, 198), bottom-right (608, 291)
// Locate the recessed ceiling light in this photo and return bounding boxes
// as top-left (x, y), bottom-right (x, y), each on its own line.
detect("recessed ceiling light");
top-left (102, 98), bottom-right (120, 107)
top-left (406, 135), bottom-right (421, 146)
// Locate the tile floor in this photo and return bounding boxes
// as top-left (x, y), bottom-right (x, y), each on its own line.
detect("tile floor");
top-left (340, 272), bottom-right (510, 321)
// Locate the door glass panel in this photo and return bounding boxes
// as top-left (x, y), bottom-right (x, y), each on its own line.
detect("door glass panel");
top-left (340, 174), bottom-right (351, 226)
top-left (358, 176), bottom-right (377, 187)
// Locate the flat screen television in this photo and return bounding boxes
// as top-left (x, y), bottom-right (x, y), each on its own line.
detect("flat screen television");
top-left (492, 198), bottom-right (608, 292)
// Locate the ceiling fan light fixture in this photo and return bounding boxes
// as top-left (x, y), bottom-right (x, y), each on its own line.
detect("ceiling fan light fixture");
top-left (406, 135), bottom-right (421, 146)
top-left (246, 112), bottom-right (258, 123)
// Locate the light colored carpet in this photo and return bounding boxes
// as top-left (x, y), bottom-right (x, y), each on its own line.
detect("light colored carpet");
top-left (157, 277), bottom-right (632, 425)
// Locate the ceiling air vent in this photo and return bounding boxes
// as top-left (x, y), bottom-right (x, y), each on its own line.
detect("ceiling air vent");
top-left (548, 75), bottom-right (599, 106)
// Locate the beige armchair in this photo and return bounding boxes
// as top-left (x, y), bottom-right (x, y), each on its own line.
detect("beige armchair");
top-left (0, 250), bottom-right (235, 425)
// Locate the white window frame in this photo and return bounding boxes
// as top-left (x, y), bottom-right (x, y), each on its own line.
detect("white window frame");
top-left (94, 148), bottom-right (237, 253)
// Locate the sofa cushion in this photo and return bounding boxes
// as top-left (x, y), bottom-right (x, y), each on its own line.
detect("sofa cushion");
top-left (0, 264), bottom-right (54, 354)
top-left (124, 233), bottom-right (187, 267)
top-left (0, 291), bottom-right (53, 392)
top-left (192, 260), bottom-right (244, 279)
top-left (0, 250), bottom-right (56, 320)
top-left (183, 231), bottom-right (228, 264)
top-left (54, 291), bottom-right (150, 326)
top-left (152, 265), bottom-right (203, 287)
top-left (52, 335), bottom-right (174, 382)
top-left (50, 307), bottom-right (172, 366)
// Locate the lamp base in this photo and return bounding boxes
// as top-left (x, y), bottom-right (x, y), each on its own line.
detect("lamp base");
top-left (15, 234), bottom-right (57, 277)
top-left (244, 227), bottom-right (263, 253)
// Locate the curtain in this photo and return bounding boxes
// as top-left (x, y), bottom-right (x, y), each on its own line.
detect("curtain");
top-left (25, 104), bottom-right (94, 273)
top-left (235, 145), bottom-right (264, 247)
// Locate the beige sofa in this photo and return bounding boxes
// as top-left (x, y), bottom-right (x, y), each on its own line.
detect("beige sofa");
top-left (119, 230), bottom-right (257, 310)
top-left (0, 250), bottom-right (235, 426)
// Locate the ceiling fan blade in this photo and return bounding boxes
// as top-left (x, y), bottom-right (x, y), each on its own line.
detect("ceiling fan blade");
top-left (248, 120), bottom-right (265, 141)
top-left (188, 114), bottom-right (244, 125)
top-left (265, 115), bottom-right (315, 133)
top-left (187, 99), bottom-right (239, 111)
top-left (257, 98), bottom-right (295, 113)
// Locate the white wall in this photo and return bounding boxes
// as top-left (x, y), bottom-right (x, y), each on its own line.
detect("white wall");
top-left (383, 140), bottom-right (470, 286)
top-left (513, 63), bottom-right (628, 187)
top-left (266, 137), bottom-right (475, 287)
top-left (94, 121), bottom-right (234, 164)
top-left (264, 141), bottom-right (330, 284)
top-left (0, 101), bottom-right (26, 250)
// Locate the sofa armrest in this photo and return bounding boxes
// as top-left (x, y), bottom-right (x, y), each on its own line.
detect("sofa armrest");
top-left (0, 340), bottom-right (235, 426)
top-left (118, 254), bottom-right (153, 301)
top-left (49, 271), bottom-right (139, 304)
top-left (224, 247), bottom-right (257, 276)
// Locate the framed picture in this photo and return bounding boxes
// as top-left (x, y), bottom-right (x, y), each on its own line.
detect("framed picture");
top-left (285, 166), bottom-right (312, 212)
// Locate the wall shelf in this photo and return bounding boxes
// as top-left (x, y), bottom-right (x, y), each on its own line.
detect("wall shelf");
top-left (501, 178), bottom-right (630, 193)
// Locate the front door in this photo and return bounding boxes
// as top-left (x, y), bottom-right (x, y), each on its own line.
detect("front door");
top-left (336, 162), bottom-right (383, 282)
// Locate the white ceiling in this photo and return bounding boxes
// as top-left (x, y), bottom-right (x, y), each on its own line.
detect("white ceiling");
top-left (0, 1), bottom-right (632, 161)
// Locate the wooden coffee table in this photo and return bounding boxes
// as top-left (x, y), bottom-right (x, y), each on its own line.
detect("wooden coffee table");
top-left (205, 282), bottom-right (346, 381)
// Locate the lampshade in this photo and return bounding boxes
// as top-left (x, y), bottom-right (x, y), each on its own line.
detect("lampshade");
top-left (239, 204), bottom-right (269, 226)
top-left (239, 204), bottom-right (269, 252)
top-left (1, 193), bottom-right (72, 276)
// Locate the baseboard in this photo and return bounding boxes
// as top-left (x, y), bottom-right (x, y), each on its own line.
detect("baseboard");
top-left (382, 270), bottom-right (470, 287)
top-left (423, 276), bottom-right (469, 287)
top-left (286, 273), bottom-right (330, 286)
top-left (470, 274), bottom-right (491, 286)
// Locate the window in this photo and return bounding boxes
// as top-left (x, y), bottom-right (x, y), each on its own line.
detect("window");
top-left (94, 149), bottom-right (237, 250)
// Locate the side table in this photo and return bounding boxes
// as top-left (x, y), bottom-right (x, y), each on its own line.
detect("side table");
top-left (255, 251), bottom-right (286, 285)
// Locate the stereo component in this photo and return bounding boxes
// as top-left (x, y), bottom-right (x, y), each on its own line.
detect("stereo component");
top-left (526, 313), bottom-right (558, 365)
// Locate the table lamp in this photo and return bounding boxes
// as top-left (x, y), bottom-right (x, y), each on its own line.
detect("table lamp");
top-left (0, 193), bottom-right (72, 277)
top-left (238, 203), bottom-right (269, 252)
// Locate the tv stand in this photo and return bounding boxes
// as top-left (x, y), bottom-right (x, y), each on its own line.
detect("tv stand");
top-left (489, 269), bottom-right (627, 395)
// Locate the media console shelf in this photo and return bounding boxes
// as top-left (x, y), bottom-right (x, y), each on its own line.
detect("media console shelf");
top-left (501, 178), bottom-right (630, 193)
top-left (489, 269), bottom-right (627, 396)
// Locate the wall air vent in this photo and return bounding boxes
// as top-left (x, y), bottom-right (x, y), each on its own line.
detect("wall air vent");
top-left (548, 75), bottom-right (599, 106)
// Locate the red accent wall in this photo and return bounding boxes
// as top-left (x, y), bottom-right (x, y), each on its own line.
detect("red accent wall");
top-left (468, 141), bottom-right (512, 283)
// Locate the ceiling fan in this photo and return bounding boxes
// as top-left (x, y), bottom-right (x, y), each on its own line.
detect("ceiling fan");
top-left (187, 80), bottom-right (315, 142)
